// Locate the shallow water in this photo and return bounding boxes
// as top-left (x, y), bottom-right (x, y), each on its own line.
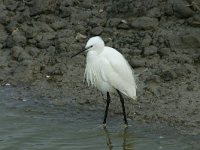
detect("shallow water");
top-left (0, 86), bottom-right (200, 150)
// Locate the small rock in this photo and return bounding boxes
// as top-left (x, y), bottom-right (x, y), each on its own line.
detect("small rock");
top-left (131, 57), bottom-right (146, 68)
top-left (173, 0), bottom-right (194, 18)
top-left (82, 0), bottom-right (92, 9)
top-left (0, 24), bottom-right (8, 44)
top-left (43, 32), bottom-right (56, 41)
top-left (91, 27), bottom-right (103, 35)
top-left (60, 0), bottom-right (74, 7)
top-left (21, 24), bottom-right (37, 39)
top-left (187, 14), bottom-right (200, 27)
top-left (165, 0), bottom-right (194, 18)
top-left (121, 20), bottom-right (127, 24)
top-left (187, 84), bottom-right (194, 91)
top-left (57, 42), bottom-right (68, 52)
top-left (141, 34), bottom-right (152, 47)
top-left (12, 46), bottom-right (23, 59)
top-left (164, 2), bottom-right (174, 15)
top-left (160, 69), bottom-right (177, 81)
top-left (5, 35), bottom-right (14, 48)
top-left (27, 39), bottom-right (37, 45)
top-left (12, 46), bottom-right (31, 61)
top-left (0, 5), bottom-right (9, 24)
top-left (60, 6), bottom-right (72, 17)
top-left (131, 17), bottom-right (159, 30)
top-left (22, 98), bottom-right (27, 102)
top-left (5, 83), bottom-right (10, 86)
top-left (166, 29), bottom-right (200, 49)
top-left (146, 84), bottom-right (161, 97)
top-left (171, 54), bottom-right (193, 64)
top-left (71, 10), bottom-right (91, 23)
top-left (148, 75), bottom-right (161, 83)
top-left (74, 24), bottom-right (87, 33)
top-left (121, 48), bottom-right (130, 54)
top-left (181, 35), bottom-right (200, 48)
top-left (57, 29), bottom-right (74, 38)
top-left (145, 55), bottom-right (160, 67)
top-left (47, 46), bottom-right (56, 55)
top-left (5, 0), bottom-right (19, 11)
top-left (35, 34), bottom-right (42, 42)
top-left (158, 48), bottom-right (171, 57)
top-left (99, 9), bottom-right (104, 13)
top-left (25, 46), bottom-right (40, 57)
top-left (88, 18), bottom-right (104, 28)
top-left (12, 32), bottom-right (27, 46)
top-left (34, 22), bottom-right (54, 32)
top-left (30, 0), bottom-right (58, 16)
top-left (6, 20), bottom-right (18, 33)
top-left (19, 53), bottom-right (31, 62)
top-left (107, 18), bottom-right (121, 27)
top-left (147, 7), bottom-right (162, 18)
top-left (174, 64), bottom-right (188, 76)
top-left (130, 49), bottom-right (142, 56)
top-left (144, 45), bottom-right (158, 56)
top-left (76, 33), bottom-right (87, 40)
top-left (37, 40), bottom-right (52, 49)
top-left (117, 22), bottom-right (129, 29)
top-left (51, 21), bottom-right (66, 30)
top-left (184, 64), bottom-right (195, 73)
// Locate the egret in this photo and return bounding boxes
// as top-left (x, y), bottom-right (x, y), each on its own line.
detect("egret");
top-left (71, 36), bottom-right (137, 126)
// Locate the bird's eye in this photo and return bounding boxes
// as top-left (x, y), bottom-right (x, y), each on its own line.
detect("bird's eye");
top-left (89, 45), bottom-right (93, 49)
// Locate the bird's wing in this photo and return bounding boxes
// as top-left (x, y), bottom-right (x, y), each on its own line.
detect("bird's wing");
top-left (99, 47), bottom-right (136, 95)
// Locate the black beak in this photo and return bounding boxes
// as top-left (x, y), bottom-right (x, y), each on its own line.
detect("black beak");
top-left (71, 45), bottom-right (93, 58)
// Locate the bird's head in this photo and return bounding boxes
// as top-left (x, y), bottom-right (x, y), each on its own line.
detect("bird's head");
top-left (85, 36), bottom-right (105, 52)
top-left (71, 36), bottom-right (105, 58)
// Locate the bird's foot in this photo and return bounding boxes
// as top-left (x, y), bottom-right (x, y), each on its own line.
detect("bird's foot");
top-left (124, 123), bottom-right (128, 128)
top-left (102, 123), bottom-right (107, 128)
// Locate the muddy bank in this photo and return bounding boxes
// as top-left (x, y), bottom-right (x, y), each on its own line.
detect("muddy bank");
top-left (2, 87), bottom-right (200, 150)
top-left (0, 0), bottom-right (200, 135)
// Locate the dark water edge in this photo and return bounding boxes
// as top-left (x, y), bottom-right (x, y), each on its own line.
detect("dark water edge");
top-left (0, 86), bottom-right (200, 150)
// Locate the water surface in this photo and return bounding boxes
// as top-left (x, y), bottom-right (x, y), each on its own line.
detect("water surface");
top-left (0, 86), bottom-right (200, 150)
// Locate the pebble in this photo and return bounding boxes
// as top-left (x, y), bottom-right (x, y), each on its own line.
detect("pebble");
top-left (26, 46), bottom-right (40, 57)
top-left (5, 83), bottom-right (10, 86)
top-left (143, 45), bottom-right (158, 56)
top-left (131, 57), bottom-right (146, 68)
top-left (91, 27), bottom-right (103, 35)
top-left (51, 21), bottom-right (66, 30)
top-left (0, 24), bottom-right (8, 44)
top-left (131, 17), bottom-right (159, 30)
top-left (142, 34), bottom-right (152, 47)
top-left (158, 48), bottom-right (171, 57)
top-left (12, 32), bottom-right (27, 46)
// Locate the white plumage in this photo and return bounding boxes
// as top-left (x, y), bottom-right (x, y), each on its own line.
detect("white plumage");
top-left (84, 36), bottom-right (137, 100)
top-left (72, 36), bottom-right (137, 125)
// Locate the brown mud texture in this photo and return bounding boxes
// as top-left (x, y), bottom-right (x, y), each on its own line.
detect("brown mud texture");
top-left (0, 0), bottom-right (200, 135)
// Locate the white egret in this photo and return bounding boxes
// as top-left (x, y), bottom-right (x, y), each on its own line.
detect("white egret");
top-left (71, 36), bottom-right (137, 126)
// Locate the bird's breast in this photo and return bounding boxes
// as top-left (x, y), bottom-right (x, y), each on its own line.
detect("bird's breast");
top-left (84, 52), bottom-right (102, 87)
top-left (84, 51), bottom-right (114, 93)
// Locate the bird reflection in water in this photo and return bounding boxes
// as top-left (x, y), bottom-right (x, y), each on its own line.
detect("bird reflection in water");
top-left (103, 127), bottom-right (134, 150)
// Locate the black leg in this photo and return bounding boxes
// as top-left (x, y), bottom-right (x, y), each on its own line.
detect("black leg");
top-left (117, 90), bottom-right (128, 125)
top-left (103, 92), bottom-right (111, 125)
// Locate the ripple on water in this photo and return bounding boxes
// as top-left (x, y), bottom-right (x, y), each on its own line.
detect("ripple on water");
top-left (0, 86), bottom-right (200, 150)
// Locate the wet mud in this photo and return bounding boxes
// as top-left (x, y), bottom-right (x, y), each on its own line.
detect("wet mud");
top-left (0, 0), bottom-right (200, 135)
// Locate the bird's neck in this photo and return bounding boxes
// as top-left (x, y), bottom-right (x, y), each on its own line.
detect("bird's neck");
top-left (86, 51), bottom-right (98, 62)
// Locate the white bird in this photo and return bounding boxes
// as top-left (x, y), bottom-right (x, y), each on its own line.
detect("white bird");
top-left (71, 36), bottom-right (137, 126)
